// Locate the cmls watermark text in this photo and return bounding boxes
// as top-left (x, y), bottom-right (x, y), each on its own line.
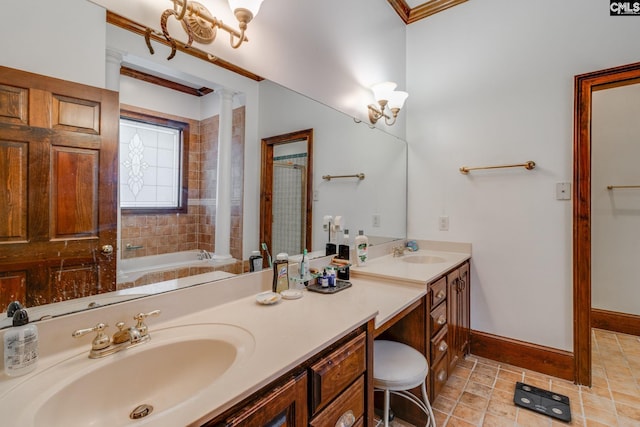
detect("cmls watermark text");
top-left (610, 1), bottom-right (640, 15)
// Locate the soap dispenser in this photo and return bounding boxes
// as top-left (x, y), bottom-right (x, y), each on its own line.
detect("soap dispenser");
top-left (273, 253), bottom-right (289, 293)
top-left (4, 308), bottom-right (39, 377)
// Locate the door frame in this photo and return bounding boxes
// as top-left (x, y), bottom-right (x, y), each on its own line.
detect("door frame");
top-left (573, 61), bottom-right (640, 386)
top-left (260, 129), bottom-right (313, 259)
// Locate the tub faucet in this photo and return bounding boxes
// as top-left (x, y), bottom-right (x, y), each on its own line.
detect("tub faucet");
top-left (198, 249), bottom-right (212, 260)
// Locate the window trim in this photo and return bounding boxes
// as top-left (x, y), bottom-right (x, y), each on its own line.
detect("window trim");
top-left (119, 109), bottom-right (189, 215)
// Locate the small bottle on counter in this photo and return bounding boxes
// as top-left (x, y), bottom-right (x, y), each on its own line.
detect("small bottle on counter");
top-left (320, 269), bottom-right (329, 288)
top-left (355, 230), bottom-right (369, 266)
top-left (4, 308), bottom-right (38, 377)
top-left (272, 253), bottom-right (289, 293)
top-left (249, 250), bottom-right (263, 272)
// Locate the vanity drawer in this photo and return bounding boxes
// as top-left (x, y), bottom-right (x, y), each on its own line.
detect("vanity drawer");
top-left (309, 332), bottom-right (366, 414)
top-left (430, 326), bottom-right (448, 364)
top-left (430, 276), bottom-right (447, 307)
top-left (430, 301), bottom-right (448, 336)
top-left (431, 355), bottom-right (449, 398)
top-left (310, 375), bottom-right (364, 427)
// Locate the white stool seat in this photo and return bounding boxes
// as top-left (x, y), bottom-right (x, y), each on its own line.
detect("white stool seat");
top-left (373, 340), bottom-right (436, 427)
top-left (374, 340), bottom-right (429, 391)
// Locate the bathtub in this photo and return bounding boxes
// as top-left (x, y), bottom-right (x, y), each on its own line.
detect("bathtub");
top-left (117, 250), bottom-right (237, 286)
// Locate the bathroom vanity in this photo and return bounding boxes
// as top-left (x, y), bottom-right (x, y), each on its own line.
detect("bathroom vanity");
top-left (0, 240), bottom-right (470, 426)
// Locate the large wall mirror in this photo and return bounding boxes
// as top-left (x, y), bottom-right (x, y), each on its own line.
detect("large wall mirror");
top-left (573, 61), bottom-right (640, 386)
top-left (0, 17), bottom-right (407, 328)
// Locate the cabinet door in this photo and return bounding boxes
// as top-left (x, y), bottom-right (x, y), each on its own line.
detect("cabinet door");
top-left (447, 268), bottom-right (460, 372)
top-left (458, 262), bottom-right (470, 355)
top-left (223, 372), bottom-right (307, 427)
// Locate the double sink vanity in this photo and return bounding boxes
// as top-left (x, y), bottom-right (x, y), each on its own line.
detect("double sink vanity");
top-left (0, 240), bottom-right (470, 426)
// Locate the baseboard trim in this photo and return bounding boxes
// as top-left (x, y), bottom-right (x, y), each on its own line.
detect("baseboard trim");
top-left (470, 330), bottom-right (574, 381)
top-left (591, 308), bottom-right (640, 336)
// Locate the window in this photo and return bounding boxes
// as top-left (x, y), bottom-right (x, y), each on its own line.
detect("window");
top-left (119, 111), bottom-right (189, 214)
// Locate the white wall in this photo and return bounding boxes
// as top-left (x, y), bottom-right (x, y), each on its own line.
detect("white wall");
top-left (592, 83), bottom-right (640, 316)
top-left (406, 0), bottom-right (640, 350)
top-left (0, 0), bottom-right (105, 87)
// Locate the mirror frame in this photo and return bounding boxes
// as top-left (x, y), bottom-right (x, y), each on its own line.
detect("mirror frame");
top-left (573, 61), bottom-right (640, 387)
top-left (260, 129), bottom-right (314, 257)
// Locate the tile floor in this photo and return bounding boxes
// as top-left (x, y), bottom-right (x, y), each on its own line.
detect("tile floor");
top-left (386, 329), bottom-right (640, 426)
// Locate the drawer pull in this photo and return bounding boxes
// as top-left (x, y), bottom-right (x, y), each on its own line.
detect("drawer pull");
top-left (438, 341), bottom-right (448, 352)
top-left (435, 289), bottom-right (446, 299)
top-left (436, 315), bottom-right (446, 325)
top-left (437, 370), bottom-right (447, 382)
top-left (335, 410), bottom-right (356, 427)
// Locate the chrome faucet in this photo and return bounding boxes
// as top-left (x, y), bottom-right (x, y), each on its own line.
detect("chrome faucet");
top-left (72, 310), bottom-right (161, 359)
top-left (197, 249), bottom-right (212, 260)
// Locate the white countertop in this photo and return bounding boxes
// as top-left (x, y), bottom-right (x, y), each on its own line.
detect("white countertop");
top-left (0, 240), bottom-right (470, 426)
top-left (351, 244), bottom-right (471, 285)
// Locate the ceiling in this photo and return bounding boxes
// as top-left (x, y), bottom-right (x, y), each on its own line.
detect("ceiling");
top-left (386, 0), bottom-right (468, 24)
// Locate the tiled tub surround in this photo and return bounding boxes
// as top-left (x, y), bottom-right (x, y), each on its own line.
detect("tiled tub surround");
top-left (117, 250), bottom-right (243, 289)
top-left (119, 104), bottom-right (245, 265)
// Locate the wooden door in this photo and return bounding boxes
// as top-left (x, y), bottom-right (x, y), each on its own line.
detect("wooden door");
top-left (0, 66), bottom-right (118, 311)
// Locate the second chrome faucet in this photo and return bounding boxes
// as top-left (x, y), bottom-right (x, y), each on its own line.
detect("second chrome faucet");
top-left (72, 310), bottom-right (161, 359)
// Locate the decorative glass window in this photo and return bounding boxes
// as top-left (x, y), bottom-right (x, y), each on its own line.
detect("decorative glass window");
top-left (119, 112), bottom-right (189, 214)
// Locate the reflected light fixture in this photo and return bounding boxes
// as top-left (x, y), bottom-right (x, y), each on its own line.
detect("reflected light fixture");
top-left (367, 82), bottom-right (409, 126)
top-left (153, 0), bottom-right (264, 59)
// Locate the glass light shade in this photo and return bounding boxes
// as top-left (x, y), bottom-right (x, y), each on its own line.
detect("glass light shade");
top-left (228, 0), bottom-right (264, 17)
top-left (371, 82), bottom-right (397, 103)
top-left (387, 91), bottom-right (408, 110)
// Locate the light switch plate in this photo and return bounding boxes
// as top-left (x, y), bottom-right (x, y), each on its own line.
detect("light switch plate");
top-left (556, 182), bottom-right (571, 200)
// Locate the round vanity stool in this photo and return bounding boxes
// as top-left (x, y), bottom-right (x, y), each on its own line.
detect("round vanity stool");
top-left (373, 340), bottom-right (436, 427)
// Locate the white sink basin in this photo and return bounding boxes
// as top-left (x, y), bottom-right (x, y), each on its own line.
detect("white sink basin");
top-left (6, 323), bottom-right (255, 427)
top-left (402, 255), bottom-right (447, 264)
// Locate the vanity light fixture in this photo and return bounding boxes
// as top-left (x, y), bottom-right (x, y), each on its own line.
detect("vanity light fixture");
top-left (156, 0), bottom-right (264, 59)
top-left (367, 82), bottom-right (409, 126)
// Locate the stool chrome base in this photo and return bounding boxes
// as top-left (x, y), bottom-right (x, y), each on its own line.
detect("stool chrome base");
top-left (374, 381), bottom-right (436, 427)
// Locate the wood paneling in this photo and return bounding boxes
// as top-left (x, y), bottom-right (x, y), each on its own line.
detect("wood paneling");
top-left (0, 84), bottom-right (28, 125)
top-left (0, 140), bottom-right (27, 242)
top-left (52, 95), bottom-right (100, 134)
top-left (48, 263), bottom-right (99, 303)
top-left (470, 330), bottom-right (574, 381)
top-left (51, 147), bottom-right (99, 238)
top-left (0, 271), bottom-right (26, 312)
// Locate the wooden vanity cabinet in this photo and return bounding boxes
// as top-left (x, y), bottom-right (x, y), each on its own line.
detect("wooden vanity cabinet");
top-left (427, 261), bottom-right (470, 400)
top-left (447, 261), bottom-right (470, 373)
top-left (221, 373), bottom-right (308, 427)
top-left (203, 325), bottom-right (371, 427)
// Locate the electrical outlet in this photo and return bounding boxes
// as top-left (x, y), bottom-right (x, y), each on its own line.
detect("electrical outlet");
top-left (439, 216), bottom-right (449, 231)
top-left (372, 214), bottom-right (381, 228)
top-left (313, 190), bottom-right (319, 202)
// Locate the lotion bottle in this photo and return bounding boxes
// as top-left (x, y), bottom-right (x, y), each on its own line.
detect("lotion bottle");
top-left (4, 308), bottom-right (38, 377)
top-left (355, 230), bottom-right (369, 266)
